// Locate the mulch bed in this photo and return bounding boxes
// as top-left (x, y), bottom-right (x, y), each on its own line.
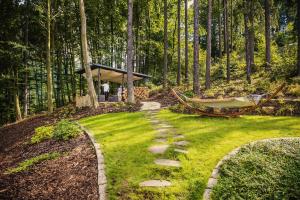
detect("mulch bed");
top-left (0, 102), bottom-right (141, 200)
top-left (0, 117), bottom-right (98, 200)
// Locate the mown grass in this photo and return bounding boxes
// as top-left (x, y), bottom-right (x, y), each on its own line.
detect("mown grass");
top-left (79, 110), bottom-right (300, 199)
top-left (212, 139), bottom-right (300, 199)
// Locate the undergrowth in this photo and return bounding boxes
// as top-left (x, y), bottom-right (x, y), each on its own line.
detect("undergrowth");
top-left (30, 120), bottom-right (81, 144)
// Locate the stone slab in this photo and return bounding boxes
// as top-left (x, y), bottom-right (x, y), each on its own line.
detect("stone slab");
top-left (154, 138), bottom-right (167, 143)
top-left (154, 159), bottom-right (181, 167)
top-left (211, 168), bottom-right (219, 178)
top-left (173, 141), bottom-right (190, 147)
top-left (148, 145), bottom-right (169, 154)
top-left (158, 124), bottom-right (172, 128)
top-left (203, 189), bottom-right (212, 200)
top-left (174, 148), bottom-right (188, 154)
top-left (207, 178), bottom-right (218, 189)
top-left (173, 135), bottom-right (185, 139)
top-left (140, 102), bottom-right (161, 111)
top-left (156, 133), bottom-right (168, 138)
top-left (139, 180), bottom-right (172, 187)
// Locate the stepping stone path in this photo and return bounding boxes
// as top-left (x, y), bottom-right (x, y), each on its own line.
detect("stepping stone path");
top-left (141, 102), bottom-right (161, 111)
top-left (173, 134), bottom-right (185, 139)
top-left (173, 141), bottom-right (190, 147)
top-left (148, 145), bottom-right (169, 154)
top-left (139, 180), bottom-right (172, 187)
top-left (174, 148), bottom-right (188, 154)
top-left (154, 138), bottom-right (167, 143)
top-left (139, 102), bottom-right (190, 188)
top-left (155, 159), bottom-right (181, 167)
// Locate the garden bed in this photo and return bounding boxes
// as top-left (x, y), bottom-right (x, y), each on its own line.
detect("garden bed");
top-left (0, 116), bottom-right (98, 200)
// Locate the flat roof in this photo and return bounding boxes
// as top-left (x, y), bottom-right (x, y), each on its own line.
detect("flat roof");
top-left (76, 64), bottom-right (151, 84)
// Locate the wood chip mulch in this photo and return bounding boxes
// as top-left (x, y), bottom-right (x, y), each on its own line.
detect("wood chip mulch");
top-left (0, 114), bottom-right (99, 200)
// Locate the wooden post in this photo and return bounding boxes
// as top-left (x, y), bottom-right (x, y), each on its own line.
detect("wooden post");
top-left (98, 68), bottom-right (101, 101)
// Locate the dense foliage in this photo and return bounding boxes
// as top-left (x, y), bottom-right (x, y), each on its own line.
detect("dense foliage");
top-left (0, 0), bottom-right (299, 125)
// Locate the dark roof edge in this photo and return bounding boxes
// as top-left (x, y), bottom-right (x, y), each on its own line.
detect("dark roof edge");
top-left (76, 64), bottom-right (151, 78)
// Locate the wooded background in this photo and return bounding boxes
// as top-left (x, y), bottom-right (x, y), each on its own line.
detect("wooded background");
top-left (0, 0), bottom-right (299, 125)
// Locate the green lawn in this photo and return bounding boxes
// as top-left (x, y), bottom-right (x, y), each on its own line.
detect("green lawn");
top-left (79, 110), bottom-right (300, 200)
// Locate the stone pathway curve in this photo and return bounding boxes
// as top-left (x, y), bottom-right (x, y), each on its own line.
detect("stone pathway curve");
top-left (139, 102), bottom-right (190, 188)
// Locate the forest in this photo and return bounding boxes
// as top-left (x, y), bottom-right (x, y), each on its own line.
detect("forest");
top-left (0, 0), bottom-right (299, 125)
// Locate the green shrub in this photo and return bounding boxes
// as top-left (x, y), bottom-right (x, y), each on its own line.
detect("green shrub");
top-left (5, 152), bottom-right (60, 174)
top-left (31, 125), bottom-right (54, 144)
top-left (53, 120), bottom-right (82, 141)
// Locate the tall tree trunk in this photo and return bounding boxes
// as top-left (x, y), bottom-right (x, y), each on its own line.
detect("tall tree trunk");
top-left (110, 1), bottom-right (114, 68)
top-left (265, 0), bottom-right (271, 69)
top-left (230, 0), bottom-right (233, 50)
top-left (13, 68), bottom-right (22, 121)
top-left (177, 0), bottom-right (181, 86)
top-left (79, 0), bottom-right (98, 108)
top-left (47, 0), bottom-right (54, 113)
top-left (163, 0), bottom-right (168, 88)
top-left (24, 0), bottom-right (30, 117)
top-left (206, 0), bottom-right (212, 89)
top-left (127, 0), bottom-right (135, 103)
top-left (249, 0), bottom-right (255, 69)
top-left (244, 13), bottom-right (251, 83)
top-left (193, 0), bottom-right (200, 95)
top-left (218, 0), bottom-right (222, 58)
top-left (184, 0), bottom-right (189, 84)
top-left (296, 1), bottom-right (300, 76)
top-left (223, 0), bottom-right (230, 82)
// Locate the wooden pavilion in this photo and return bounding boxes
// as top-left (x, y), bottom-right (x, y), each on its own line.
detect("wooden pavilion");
top-left (76, 64), bottom-right (150, 105)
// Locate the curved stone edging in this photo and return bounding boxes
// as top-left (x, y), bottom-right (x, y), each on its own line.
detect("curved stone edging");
top-left (203, 137), bottom-right (300, 200)
top-left (76, 122), bottom-right (107, 200)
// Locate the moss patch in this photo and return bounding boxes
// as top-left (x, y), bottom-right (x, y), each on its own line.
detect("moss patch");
top-left (5, 152), bottom-right (61, 174)
top-left (212, 139), bottom-right (300, 199)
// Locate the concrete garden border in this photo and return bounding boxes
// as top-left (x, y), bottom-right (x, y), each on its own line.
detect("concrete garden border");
top-left (76, 122), bottom-right (107, 200)
top-left (203, 137), bottom-right (300, 200)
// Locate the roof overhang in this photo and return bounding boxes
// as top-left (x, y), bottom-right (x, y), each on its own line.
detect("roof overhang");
top-left (76, 64), bottom-right (151, 84)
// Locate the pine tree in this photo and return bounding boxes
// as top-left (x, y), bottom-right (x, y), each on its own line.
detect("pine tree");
top-left (265, 0), bottom-right (271, 69)
top-left (206, 0), bottom-right (212, 89)
top-left (47, 0), bottom-right (54, 113)
top-left (184, 0), bottom-right (189, 84)
top-left (177, 0), bottom-right (181, 86)
top-left (127, 0), bottom-right (135, 103)
top-left (163, 0), bottom-right (168, 88)
top-left (193, 0), bottom-right (200, 95)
